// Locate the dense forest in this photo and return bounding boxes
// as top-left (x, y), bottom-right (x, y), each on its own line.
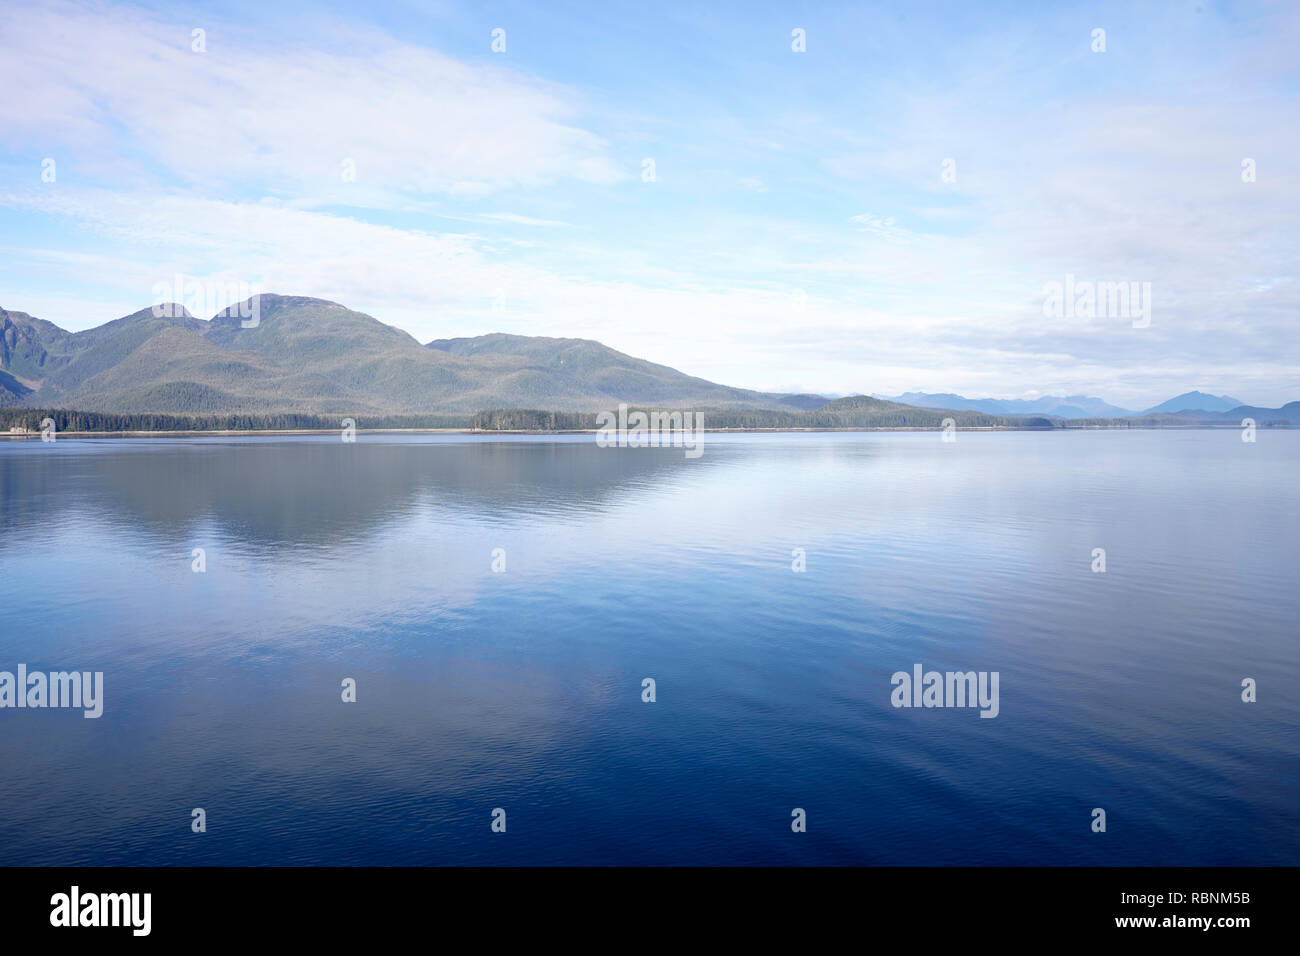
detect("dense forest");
top-left (0, 409), bottom-right (471, 432)
top-left (473, 403), bottom-right (1039, 429)
top-left (4, 405), bottom-right (1033, 433)
top-left (470, 410), bottom-right (599, 430)
top-left (5, 405), bottom-right (1275, 435)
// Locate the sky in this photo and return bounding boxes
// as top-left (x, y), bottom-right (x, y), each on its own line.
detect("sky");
top-left (1, 0), bottom-right (1297, 407)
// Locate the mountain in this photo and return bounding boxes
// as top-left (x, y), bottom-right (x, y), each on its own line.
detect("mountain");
top-left (0, 367), bottom-right (33, 402)
top-left (1141, 391), bottom-right (1244, 415)
top-left (806, 394), bottom-right (1046, 427)
top-left (874, 391), bottom-right (1133, 419)
top-left (427, 333), bottom-right (827, 411)
top-left (4, 297), bottom-right (1282, 423)
top-left (1227, 402), bottom-right (1300, 425)
top-left (1161, 401), bottom-right (1300, 426)
top-left (0, 295), bottom-right (829, 415)
top-left (1, 307), bottom-right (76, 400)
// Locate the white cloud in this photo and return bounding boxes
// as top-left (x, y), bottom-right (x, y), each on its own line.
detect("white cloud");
top-left (0, 1), bottom-right (624, 198)
top-left (847, 212), bottom-right (899, 237)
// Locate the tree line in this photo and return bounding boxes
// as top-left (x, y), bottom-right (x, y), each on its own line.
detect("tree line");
top-left (0, 405), bottom-right (1089, 434)
top-left (0, 409), bottom-right (471, 432)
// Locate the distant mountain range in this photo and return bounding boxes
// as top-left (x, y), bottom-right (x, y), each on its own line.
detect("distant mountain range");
top-left (873, 389), bottom-right (1266, 419)
top-left (1, 296), bottom-right (1292, 424)
top-left (874, 392), bottom-right (1134, 419)
top-left (1157, 401), bottom-right (1300, 425)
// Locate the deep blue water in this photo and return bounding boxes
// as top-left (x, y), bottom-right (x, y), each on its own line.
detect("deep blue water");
top-left (0, 430), bottom-right (1296, 865)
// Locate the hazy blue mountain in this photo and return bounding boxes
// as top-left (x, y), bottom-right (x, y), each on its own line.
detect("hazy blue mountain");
top-left (1164, 401), bottom-right (1300, 425)
top-left (875, 391), bottom-right (1133, 419)
top-left (1141, 391), bottom-right (1244, 415)
top-left (1, 295), bottom-right (830, 414)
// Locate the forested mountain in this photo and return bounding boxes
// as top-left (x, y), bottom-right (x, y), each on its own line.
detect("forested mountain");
top-left (4, 297), bottom-right (1289, 426)
top-left (0, 295), bottom-right (825, 414)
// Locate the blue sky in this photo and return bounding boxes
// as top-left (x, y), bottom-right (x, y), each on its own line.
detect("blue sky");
top-left (2, 0), bottom-right (1297, 405)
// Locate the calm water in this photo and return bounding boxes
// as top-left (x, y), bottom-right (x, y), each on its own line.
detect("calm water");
top-left (0, 431), bottom-right (1296, 865)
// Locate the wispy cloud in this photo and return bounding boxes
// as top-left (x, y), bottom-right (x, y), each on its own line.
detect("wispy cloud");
top-left (0, 1), bottom-right (624, 198)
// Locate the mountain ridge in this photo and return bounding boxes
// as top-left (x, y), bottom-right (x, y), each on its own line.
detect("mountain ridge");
top-left (2, 296), bottom-right (1289, 421)
top-left (1140, 390), bottom-right (1244, 415)
top-left (0, 295), bottom-right (828, 415)
top-left (874, 391), bottom-right (1134, 419)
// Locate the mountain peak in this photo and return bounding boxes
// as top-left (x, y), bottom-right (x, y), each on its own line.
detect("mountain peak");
top-left (1141, 391), bottom-right (1244, 415)
top-left (210, 293), bottom-right (345, 323)
top-left (137, 303), bottom-right (194, 321)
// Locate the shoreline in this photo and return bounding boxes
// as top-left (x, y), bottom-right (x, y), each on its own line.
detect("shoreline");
top-left (0, 423), bottom-right (1263, 439)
